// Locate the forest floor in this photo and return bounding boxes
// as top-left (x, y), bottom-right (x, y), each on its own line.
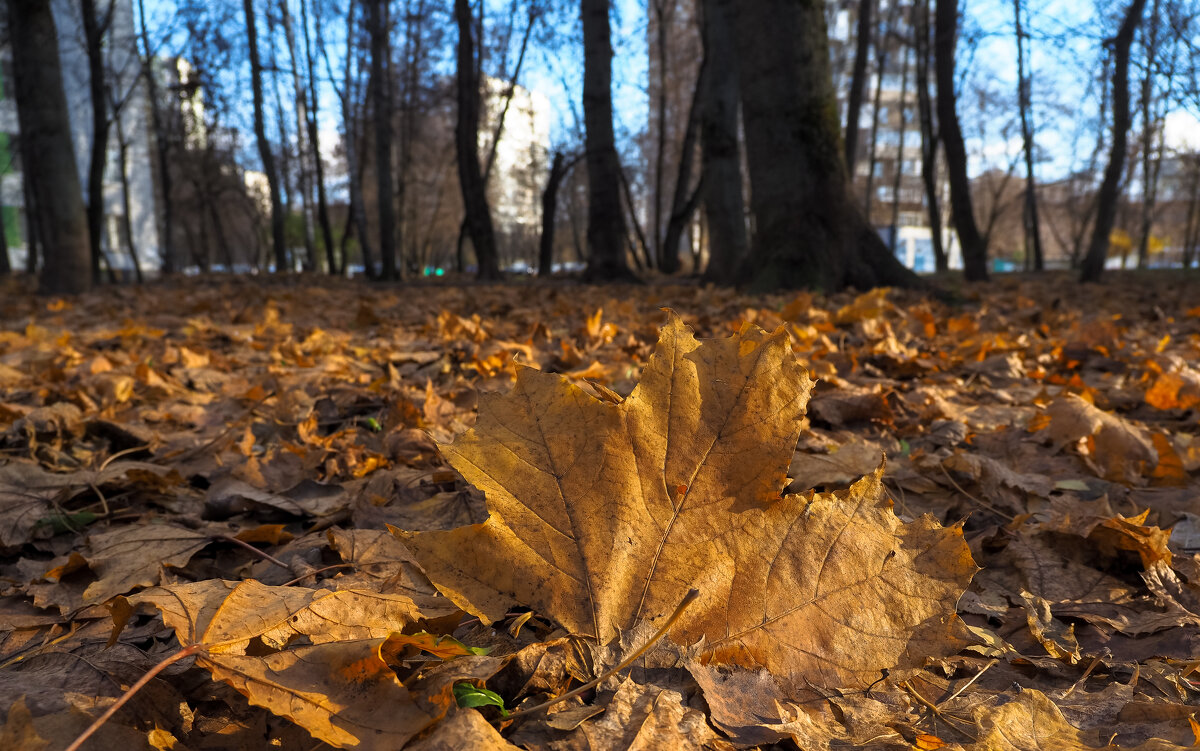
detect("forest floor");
top-left (0, 271), bottom-right (1199, 749)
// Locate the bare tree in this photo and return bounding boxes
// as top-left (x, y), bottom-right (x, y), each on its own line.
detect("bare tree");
top-left (8, 0), bottom-right (92, 294)
top-left (1013, 0), bottom-right (1044, 270)
top-left (844, 0), bottom-right (874, 173)
top-left (455, 0), bottom-right (499, 278)
top-left (81, 0), bottom-right (117, 283)
top-left (299, 0), bottom-right (337, 272)
top-left (913, 0), bottom-right (946, 271)
top-left (244, 0), bottom-right (289, 272)
top-left (1082, 0), bottom-right (1149, 282)
top-left (934, 0), bottom-right (988, 280)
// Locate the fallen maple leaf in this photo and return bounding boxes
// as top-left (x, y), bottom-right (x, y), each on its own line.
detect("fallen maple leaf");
top-left (399, 314), bottom-right (976, 694)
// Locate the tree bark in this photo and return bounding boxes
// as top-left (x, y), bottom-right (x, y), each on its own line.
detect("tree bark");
top-left (1013, 0), bottom-right (1044, 271)
top-left (661, 56), bottom-right (705, 275)
top-left (366, 0), bottom-right (398, 279)
top-left (581, 0), bottom-right (634, 280)
top-left (9, 0), bottom-right (92, 294)
top-left (454, 0), bottom-right (500, 279)
top-left (136, 0), bottom-right (174, 273)
top-left (725, 0), bottom-right (920, 292)
top-left (914, 0), bottom-right (946, 271)
top-left (1081, 0), bottom-right (1148, 282)
top-left (81, 0), bottom-right (113, 285)
top-left (699, 0), bottom-right (746, 283)
top-left (844, 0), bottom-right (874, 174)
top-left (279, 0), bottom-right (318, 271)
top-left (244, 0), bottom-right (289, 272)
top-left (539, 151), bottom-right (582, 276)
top-left (934, 0), bottom-right (988, 280)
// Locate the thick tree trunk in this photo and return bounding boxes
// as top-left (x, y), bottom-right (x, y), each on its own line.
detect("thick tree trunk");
top-left (244, 0), bottom-right (289, 272)
top-left (1081, 0), bottom-right (1148, 282)
top-left (9, 0), bottom-right (92, 294)
top-left (136, 0), bottom-right (174, 273)
top-left (844, 0), bottom-right (874, 173)
top-left (454, 0), bottom-right (500, 279)
top-left (1013, 0), bottom-right (1044, 271)
top-left (914, 0), bottom-right (946, 271)
top-left (581, 0), bottom-right (634, 280)
top-left (366, 0), bottom-right (398, 279)
top-left (81, 0), bottom-right (112, 285)
top-left (934, 0), bottom-right (988, 280)
top-left (699, 0), bottom-right (746, 283)
top-left (726, 0), bottom-right (920, 292)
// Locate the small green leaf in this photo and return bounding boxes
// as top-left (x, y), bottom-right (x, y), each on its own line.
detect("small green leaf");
top-left (898, 439), bottom-right (911, 456)
top-left (453, 682), bottom-right (508, 716)
top-left (364, 417), bottom-right (382, 432)
top-left (35, 510), bottom-right (98, 534)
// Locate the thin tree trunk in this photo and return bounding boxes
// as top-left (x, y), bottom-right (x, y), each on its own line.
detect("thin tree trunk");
top-left (0, 188), bottom-right (9, 275)
top-left (650, 0), bottom-right (670, 270)
top-left (366, 0), bottom-right (398, 279)
top-left (21, 160), bottom-right (40, 274)
top-left (914, 0), bottom-right (946, 271)
top-left (1136, 0), bottom-right (1163, 270)
top-left (454, 0), bottom-right (500, 279)
top-left (934, 0), bottom-right (987, 280)
top-left (1013, 0), bottom-right (1044, 271)
top-left (844, 0), bottom-right (874, 173)
top-left (661, 57), bottom-right (706, 275)
top-left (82, 0), bottom-right (114, 285)
top-left (115, 117), bottom-right (144, 283)
top-left (1081, 0), bottom-right (1148, 282)
top-left (539, 151), bottom-right (582, 276)
top-left (888, 38), bottom-right (910, 253)
top-left (136, 0), bottom-right (174, 273)
top-left (279, 0), bottom-right (318, 271)
top-left (244, 0), bottom-right (289, 272)
top-left (299, 0), bottom-right (336, 273)
top-left (699, 0), bottom-right (746, 283)
top-left (617, 164), bottom-right (651, 271)
top-left (581, 0), bottom-right (634, 280)
top-left (9, 0), bottom-right (92, 294)
top-left (864, 0), bottom-right (898, 221)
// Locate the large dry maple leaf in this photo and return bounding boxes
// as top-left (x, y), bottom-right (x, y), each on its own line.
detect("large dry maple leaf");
top-left (399, 314), bottom-right (975, 691)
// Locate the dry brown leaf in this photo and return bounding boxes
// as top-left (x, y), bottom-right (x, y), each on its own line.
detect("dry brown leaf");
top-left (400, 315), bottom-right (975, 694)
top-left (133, 578), bottom-right (423, 649)
top-left (82, 524), bottom-right (211, 604)
top-left (1041, 395), bottom-right (1157, 484)
top-left (406, 707), bottom-right (521, 750)
top-left (201, 636), bottom-right (436, 750)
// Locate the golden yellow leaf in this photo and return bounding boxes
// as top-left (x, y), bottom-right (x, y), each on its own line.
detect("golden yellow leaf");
top-left (400, 314), bottom-right (975, 693)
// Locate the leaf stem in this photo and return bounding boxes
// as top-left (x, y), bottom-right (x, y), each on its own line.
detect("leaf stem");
top-left (65, 643), bottom-right (202, 751)
top-left (507, 588), bottom-right (700, 719)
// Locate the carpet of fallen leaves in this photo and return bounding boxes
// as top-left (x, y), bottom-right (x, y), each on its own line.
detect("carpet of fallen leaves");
top-left (1, 272), bottom-right (1199, 750)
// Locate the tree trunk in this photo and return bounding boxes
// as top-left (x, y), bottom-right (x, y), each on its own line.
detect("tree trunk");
top-left (888, 38), bottom-right (911, 252)
top-left (914, 0), bottom-right (946, 271)
top-left (1081, 0), bottom-right (1148, 282)
top-left (136, 0), bottom-right (174, 273)
top-left (81, 0), bottom-right (113, 285)
top-left (934, 0), bottom-right (987, 280)
top-left (539, 151), bottom-right (579, 276)
top-left (581, 0), bottom-right (634, 280)
top-left (21, 160), bottom-right (40, 274)
top-left (844, 0), bottom-right (874, 174)
top-left (115, 116), bottom-right (144, 283)
top-left (299, 0), bottom-right (337, 273)
top-left (9, 0), bottom-right (92, 294)
top-left (725, 0), bottom-right (920, 292)
top-left (1013, 0), bottom-right (1044, 271)
top-left (366, 0), bottom-right (398, 279)
top-left (244, 0), bottom-right (289, 272)
top-left (1135, 0), bottom-right (1163, 270)
top-left (661, 56), bottom-right (705, 275)
top-left (454, 0), bottom-right (500, 279)
top-left (279, 0), bottom-right (318, 271)
top-left (0, 191), bottom-right (9, 276)
top-left (864, 0), bottom-right (899, 221)
top-left (699, 0), bottom-right (746, 283)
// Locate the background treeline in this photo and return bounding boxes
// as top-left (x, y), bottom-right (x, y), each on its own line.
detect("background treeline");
top-left (2, 0), bottom-right (1200, 295)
